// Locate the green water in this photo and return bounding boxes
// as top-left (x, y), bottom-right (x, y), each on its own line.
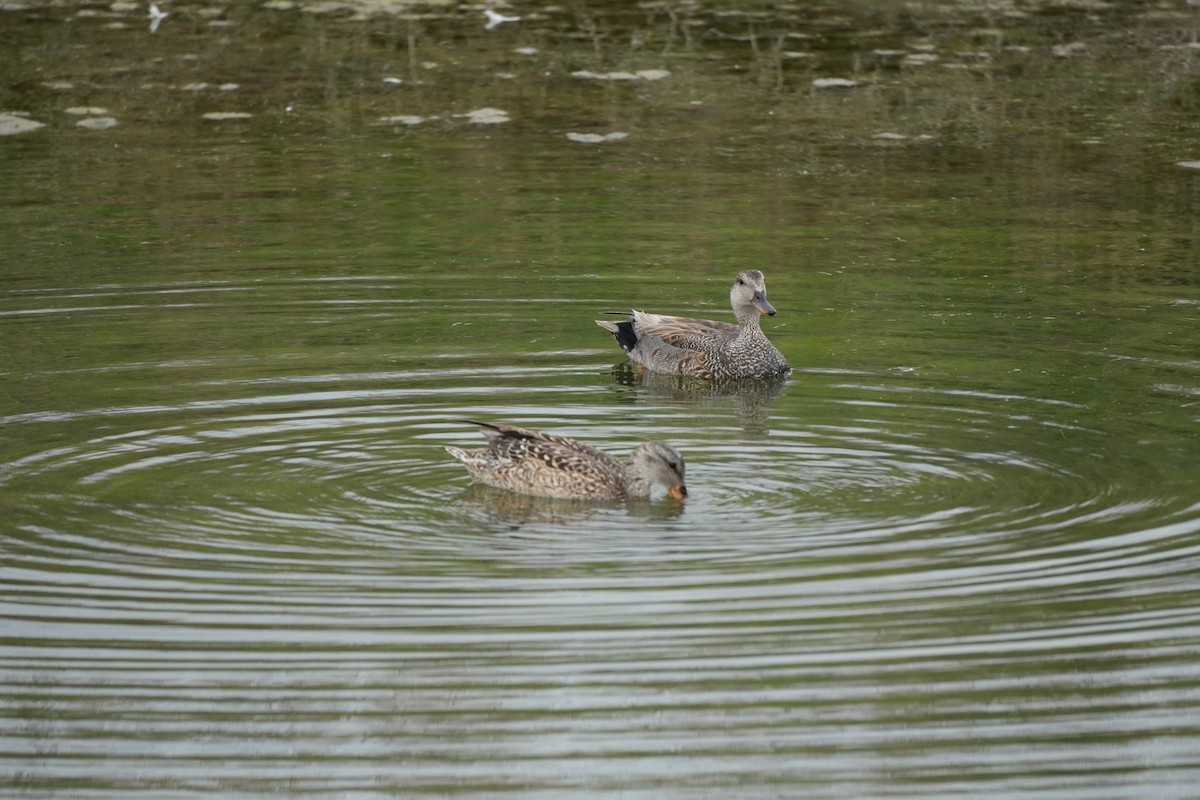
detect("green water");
top-left (3, 1), bottom-right (1200, 797)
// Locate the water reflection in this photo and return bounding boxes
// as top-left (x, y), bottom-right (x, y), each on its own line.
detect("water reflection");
top-left (607, 362), bottom-right (789, 437)
top-left (457, 482), bottom-right (686, 531)
top-left (3, 276), bottom-right (1199, 798)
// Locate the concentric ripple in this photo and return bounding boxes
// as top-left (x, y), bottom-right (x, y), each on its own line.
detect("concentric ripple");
top-left (5, 289), bottom-right (1200, 798)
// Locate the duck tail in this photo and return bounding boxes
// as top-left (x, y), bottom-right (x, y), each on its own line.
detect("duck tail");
top-left (594, 313), bottom-right (638, 354)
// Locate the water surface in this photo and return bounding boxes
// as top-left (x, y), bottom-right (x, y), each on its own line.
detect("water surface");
top-left (3, 1), bottom-right (1200, 797)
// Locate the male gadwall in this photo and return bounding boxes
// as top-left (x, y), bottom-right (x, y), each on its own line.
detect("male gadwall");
top-left (596, 269), bottom-right (790, 379)
top-left (445, 420), bottom-right (687, 501)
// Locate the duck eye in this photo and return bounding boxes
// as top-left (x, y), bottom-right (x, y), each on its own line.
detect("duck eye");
top-left (736, 279), bottom-right (744, 285)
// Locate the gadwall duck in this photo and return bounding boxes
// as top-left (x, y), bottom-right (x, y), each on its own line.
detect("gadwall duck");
top-left (596, 269), bottom-right (790, 379)
top-left (445, 420), bottom-right (687, 501)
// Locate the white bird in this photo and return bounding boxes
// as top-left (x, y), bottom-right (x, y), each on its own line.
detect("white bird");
top-left (484, 9), bottom-right (520, 31)
top-left (148, 3), bottom-right (168, 33)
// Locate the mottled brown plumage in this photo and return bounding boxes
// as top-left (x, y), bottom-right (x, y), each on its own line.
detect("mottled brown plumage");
top-left (596, 270), bottom-right (790, 379)
top-left (444, 420), bottom-right (687, 501)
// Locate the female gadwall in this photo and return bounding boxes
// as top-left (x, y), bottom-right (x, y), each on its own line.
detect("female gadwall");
top-left (595, 269), bottom-right (790, 379)
top-left (445, 420), bottom-right (687, 501)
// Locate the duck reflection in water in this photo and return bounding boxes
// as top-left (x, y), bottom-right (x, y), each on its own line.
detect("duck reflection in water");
top-left (606, 362), bottom-right (789, 438)
top-left (457, 482), bottom-right (686, 530)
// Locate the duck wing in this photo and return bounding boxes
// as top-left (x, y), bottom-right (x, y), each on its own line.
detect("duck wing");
top-left (457, 419), bottom-right (620, 474)
top-left (629, 311), bottom-right (738, 350)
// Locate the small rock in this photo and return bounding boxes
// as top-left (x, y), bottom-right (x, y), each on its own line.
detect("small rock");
top-left (566, 131), bottom-right (629, 143)
top-left (1052, 42), bottom-right (1087, 58)
top-left (812, 78), bottom-right (858, 89)
top-left (380, 115), bottom-right (426, 125)
top-left (0, 112), bottom-right (45, 136)
top-left (459, 107), bottom-right (509, 124)
top-left (572, 69), bottom-right (670, 81)
top-left (76, 116), bottom-right (118, 130)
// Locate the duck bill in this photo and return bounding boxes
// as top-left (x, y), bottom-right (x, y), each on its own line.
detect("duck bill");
top-left (753, 291), bottom-right (777, 316)
top-left (668, 484), bottom-right (688, 500)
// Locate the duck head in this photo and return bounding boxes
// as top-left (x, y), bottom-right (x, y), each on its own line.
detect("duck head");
top-left (731, 269), bottom-right (776, 321)
top-left (627, 441), bottom-right (688, 500)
